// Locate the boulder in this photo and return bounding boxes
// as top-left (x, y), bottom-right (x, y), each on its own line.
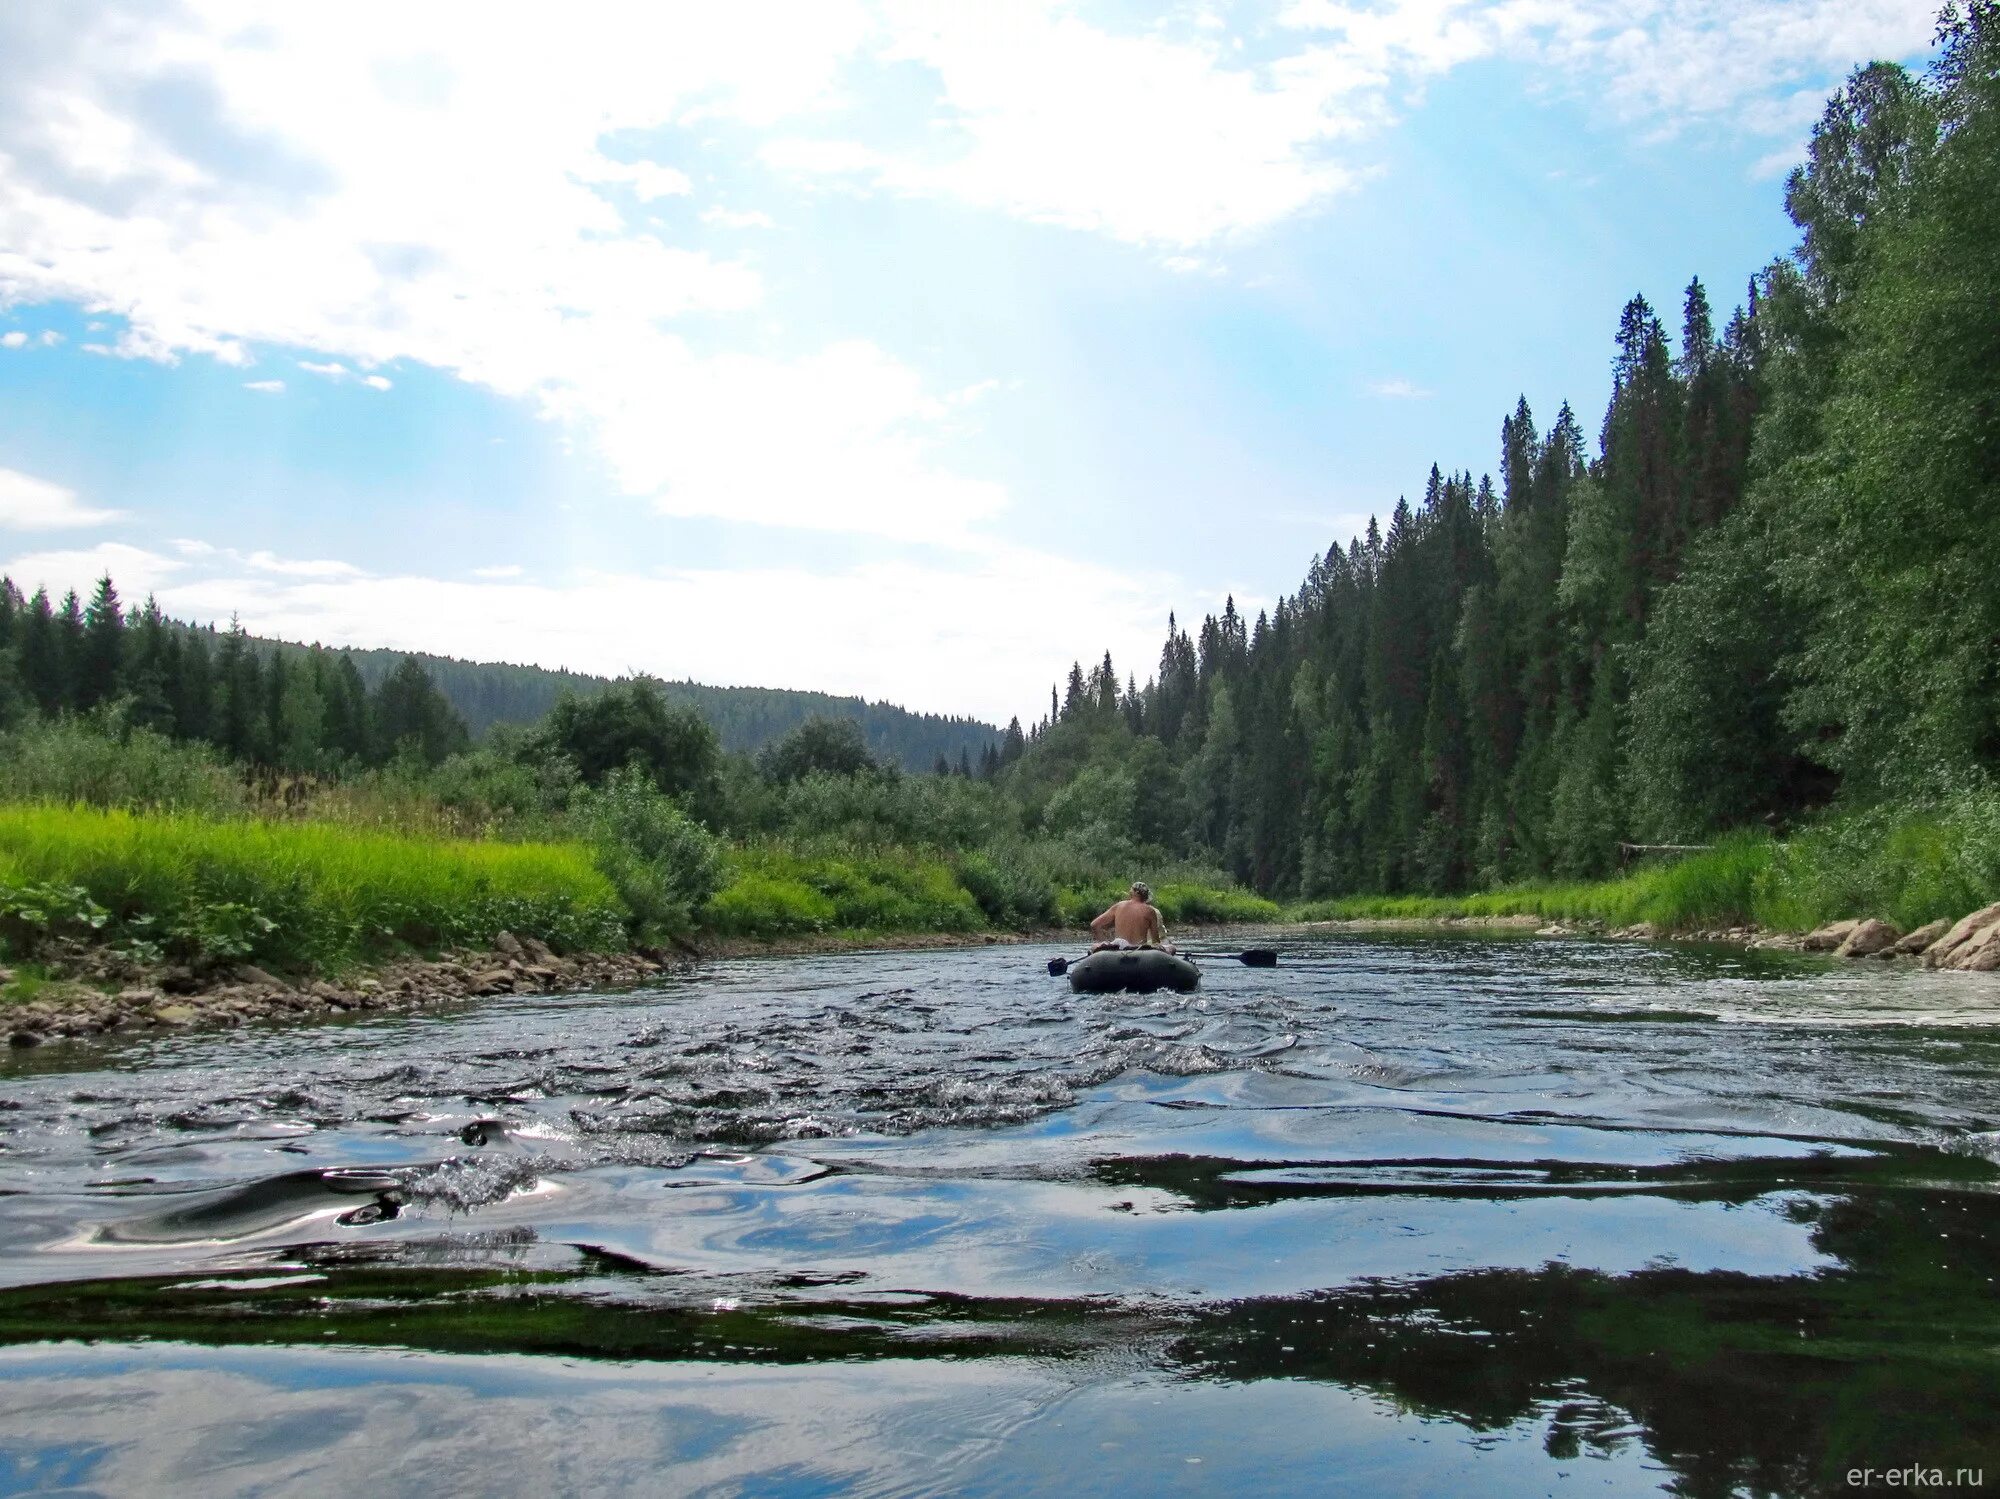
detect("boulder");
top-left (1834, 918), bottom-right (1901, 958)
top-left (236, 964), bottom-right (291, 991)
top-left (151, 1004), bottom-right (197, 1026)
top-left (9, 1029), bottom-right (43, 1048)
top-left (1892, 919), bottom-right (1950, 955)
top-left (492, 931), bottom-right (525, 959)
top-left (522, 936), bottom-right (557, 965)
top-left (1802, 919), bottom-right (1862, 953)
top-left (1941, 920), bottom-right (2000, 972)
top-left (1923, 901), bottom-right (2000, 968)
top-left (470, 968), bottom-right (515, 994)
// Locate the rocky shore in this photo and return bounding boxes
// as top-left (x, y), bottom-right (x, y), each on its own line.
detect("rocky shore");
top-left (4, 931), bottom-right (684, 1050)
top-left (1474, 900), bottom-right (2000, 971)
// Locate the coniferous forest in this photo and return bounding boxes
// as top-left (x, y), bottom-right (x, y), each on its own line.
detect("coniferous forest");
top-left (1006, 15), bottom-right (2000, 901)
top-left (0, 600), bottom-right (1000, 776)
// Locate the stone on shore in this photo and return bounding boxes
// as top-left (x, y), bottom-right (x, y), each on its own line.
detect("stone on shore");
top-left (1922, 901), bottom-right (2000, 969)
top-left (1892, 919), bottom-right (1950, 955)
top-left (1802, 919), bottom-right (1861, 952)
top-left (1833, 918), bottom-right (1901, 958)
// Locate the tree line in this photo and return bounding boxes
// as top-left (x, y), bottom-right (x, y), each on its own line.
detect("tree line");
top-left (278, 641), bottom-right (1002, 770)
top-left (0, 586), bottom-right (472, 770)
top-left (1008, 6), bottom-right (2000, 898)
top-left (0, 587), bottom-right (1007, 776)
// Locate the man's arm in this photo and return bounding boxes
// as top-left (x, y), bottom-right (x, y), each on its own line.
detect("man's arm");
top-left (1149, 907), bottom-right (1166, 945)
top-left (1090, 906), bottom-right (1117, 937)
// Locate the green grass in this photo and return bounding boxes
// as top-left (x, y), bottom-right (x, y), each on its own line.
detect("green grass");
top-left (1292, 801), bottom-right (2000, 934)
top-left (698, 842), bottom-right (1279, 941)
top-left (0, 803), bottom-right (626, 972)
top-left (702, 844), bottom-right (985, 937)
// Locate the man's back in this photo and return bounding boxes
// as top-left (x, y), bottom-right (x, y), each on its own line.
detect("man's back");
top-left (1108, 898), bottom-right (1163, 945)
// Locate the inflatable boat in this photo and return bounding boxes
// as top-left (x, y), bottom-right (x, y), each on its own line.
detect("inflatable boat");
top-left (1065, 947), bottom-right (1201, 995)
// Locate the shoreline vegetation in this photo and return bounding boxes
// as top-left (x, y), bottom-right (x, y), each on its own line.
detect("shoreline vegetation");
top-left (6, 775), bottom-right (1998, 1047)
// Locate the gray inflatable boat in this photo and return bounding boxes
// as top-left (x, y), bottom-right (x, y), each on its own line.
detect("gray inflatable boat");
top-left (1066, 947), bottom-right (1200, 994)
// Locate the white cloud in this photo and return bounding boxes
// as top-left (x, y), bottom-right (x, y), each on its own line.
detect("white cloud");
top-left (0, 468), bottom-right (126, 530)
top-left (472, 564), bottom-right (525, 579)
top-left (361, 374), bottom-right (392, 391)
top-left (766, 4), bottom-right (1366, 247)
top-left (1368, 375), bottom-right (1431, 399)
top-left (0, 541), bottom-right (182, 599)
top-left (239, 550), bottom-right (365, 578)
top-left (700, 206), bottom-right (777, 230)
top-left (244, 378), bottom-right (285, 392)
top-left (0, 331), bottom-right (25, 349)
top-left (577, 157), bottom-right (694, 202)
top-left (1276, 0), bottom-right (1937, 138)
top-left (299, 361), bottom-right (350, 379)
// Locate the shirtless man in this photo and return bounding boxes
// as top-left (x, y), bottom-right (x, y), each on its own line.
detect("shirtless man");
top-left (1089, 882), bottom-right (1172, 952)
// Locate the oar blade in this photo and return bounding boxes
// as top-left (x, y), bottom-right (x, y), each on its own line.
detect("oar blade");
top-left (1239, 948), bottom-right (1278, 967)
top-left (1046, 957), bottom-right (1070, 977)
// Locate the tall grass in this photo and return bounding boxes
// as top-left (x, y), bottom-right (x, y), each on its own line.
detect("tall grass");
top-left (1295, 795), bottom-right (2000, 933)
top-left (0, 804), bottom-right (624, 970)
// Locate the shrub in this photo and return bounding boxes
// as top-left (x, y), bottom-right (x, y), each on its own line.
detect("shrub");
top-left (955, 850), bottom-right (1059, 929)
top-left (0, 718), bottom-right (242, 814)
top-left (579, 768), bottom-right (725, 939)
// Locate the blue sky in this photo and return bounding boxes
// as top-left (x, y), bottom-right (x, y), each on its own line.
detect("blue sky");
top-left (0, 0), bottom-right (1940, 723)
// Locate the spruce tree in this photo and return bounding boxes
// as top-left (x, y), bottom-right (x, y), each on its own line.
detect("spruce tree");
top-left (77, 575), bottom-right (124, 712)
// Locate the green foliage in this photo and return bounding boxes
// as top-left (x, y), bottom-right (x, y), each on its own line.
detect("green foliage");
top-left (538, 679), bottom-right (721, 808)
top-left (702, 845), bottom-right (982, 937)
top-left (0, 804), bottom-right (625, 971)
top-left (1298, 792), bottom-right (2000, 935)
top-left (0, 880), bottom-right (110, 956)
top-left (0, 716), bottom-right (244, 814)
top-left (954, 849), bottom-right (1060, 929)
top-left (759, 716), bottom-right (877, 784)
top-left (578, 768), bottom-right (724, 939)
top-left (745, 770), bottom-right (1002, 850)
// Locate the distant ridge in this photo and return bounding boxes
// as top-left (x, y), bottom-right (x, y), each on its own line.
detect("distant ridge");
top-left (247, 634), bottom-right (1001, 771)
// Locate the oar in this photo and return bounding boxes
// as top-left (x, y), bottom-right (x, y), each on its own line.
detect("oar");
top-left (1045, 948), bottom-right (1277, 976)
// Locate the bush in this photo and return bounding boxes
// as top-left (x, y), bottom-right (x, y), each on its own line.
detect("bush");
top-left (764, 770), bottom-right (1002, 849)
top-left (702, 844), bottom-right (983, 936)
top-left (702, 871), bottom-right (838, 935)
top-left (955, 850), bottom-right (1059, 929)
top-left (579, 768), bottom-right (724, 939)
top-left (0, 717), bottom-right (243, 814)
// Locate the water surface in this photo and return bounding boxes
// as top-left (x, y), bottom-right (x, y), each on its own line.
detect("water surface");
top-left (3, 934), bottom-right (1998, 1495)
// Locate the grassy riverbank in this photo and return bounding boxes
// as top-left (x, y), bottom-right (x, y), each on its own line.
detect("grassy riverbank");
top-left (1298, 799), bottom-right (2000, 935)
top-left (0, 798), bottom-right (1271, 988)
top-left (0, 804), bottom-right (627, 972)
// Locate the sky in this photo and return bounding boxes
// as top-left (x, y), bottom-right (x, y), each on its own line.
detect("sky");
top-left (0, 0), bottom-right (1943, 726)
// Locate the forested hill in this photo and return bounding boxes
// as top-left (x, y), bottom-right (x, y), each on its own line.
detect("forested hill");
top-left (250, 638), bottom-right (1001, 771)
top-left (238, 640), bottom-right (994, 769)
top-left (0, 585), bottom-right (999, 774)
top-left (1007, 16), bottom-right (1999, 899)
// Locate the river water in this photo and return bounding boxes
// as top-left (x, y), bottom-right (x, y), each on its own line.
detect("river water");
top-left (2, 932), bottom-right (1997, 1496)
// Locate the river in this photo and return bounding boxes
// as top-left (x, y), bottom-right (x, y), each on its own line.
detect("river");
top-left (2, 932), bottom-right (1997, 1496)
